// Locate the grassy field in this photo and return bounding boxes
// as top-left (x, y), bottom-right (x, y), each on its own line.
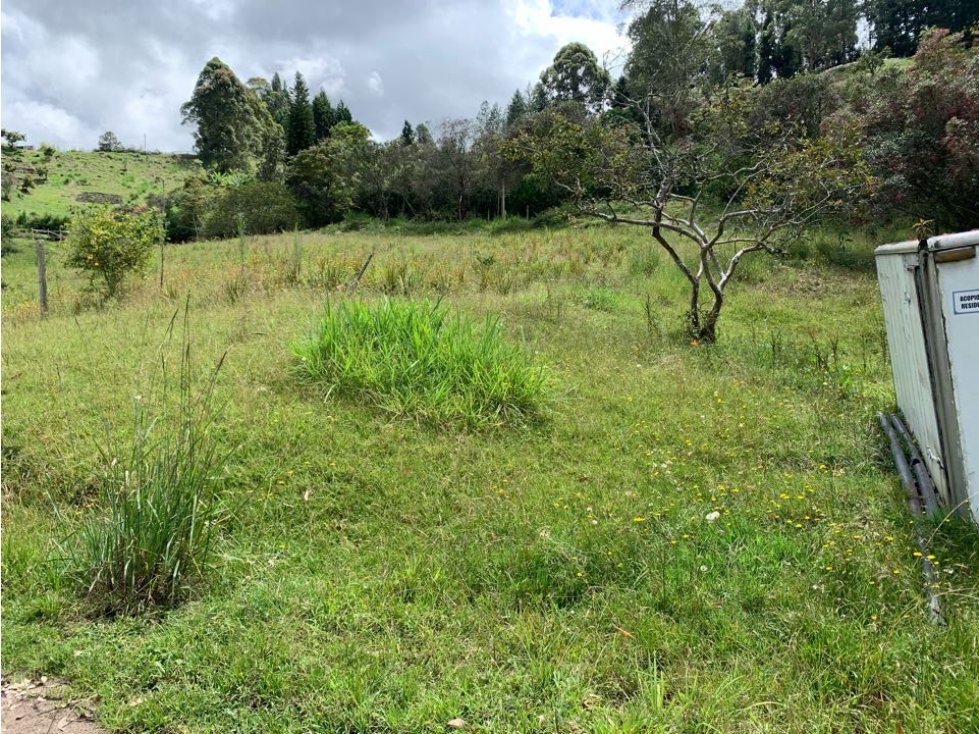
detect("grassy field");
top-left (2, 222), bottom-right (978, 733)
top-left (2, 149), bottom-right (199, 222)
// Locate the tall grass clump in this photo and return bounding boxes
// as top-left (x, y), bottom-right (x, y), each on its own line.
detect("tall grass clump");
top-left (65, 312), bottom-right (228, 615)
top-left (294, 299), bottom-right (547, 426)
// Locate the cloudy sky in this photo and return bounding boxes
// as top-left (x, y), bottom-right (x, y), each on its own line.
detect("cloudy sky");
top-left (1, 0), bottom-right (629, 152)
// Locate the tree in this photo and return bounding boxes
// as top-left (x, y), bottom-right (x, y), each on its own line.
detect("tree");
top-left (505, 103), bottom-right (868, 342)
top-left (97, 131), bottom-right (123, 152)
top-left (398, 120), bottom-right (414, 146)
top-left (505, 90), bottom-right (528, 129)
top-left (263, 73), bottom-right (292, 128)
top-left (539, 42), bottom-right (611, 113)
top-left (415, 123), bottom-right (434, 145)
top-left (334, 101), bottom-right (353, 125)
top-left (625, 0), bottom-right (717, 137)
top-left (2, 129), bottom-right (32, 201)
top-left (787, 0), bottom-right (859, 71)
top-left (286, 121), bottom-right (370, 226)
top-left (715, 6), bottom-right (757, 80)
top-left (866, 0), bottom-right (979, 57)
top-left (312, 91), bottom-right (335, 142)
top-left (436, 119), bottom-right (477, 220)
top-left (181, 57), bottom-right (260, 173)
top-left (287, 73), bottom-right (316, 155)
top-left (65, 207), bottom-right (164, 299)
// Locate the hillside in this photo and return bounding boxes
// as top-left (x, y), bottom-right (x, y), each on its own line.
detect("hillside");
top-left (2, 224), bottom-right (978, 732)
top-left (1, 150), bottom-right (200, 223)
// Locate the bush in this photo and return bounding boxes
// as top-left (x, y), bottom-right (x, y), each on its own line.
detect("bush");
top-left (294, 300), bottom-right (547, 427)
top-left (65, 331), bottom-right (227, 615)
top-left (13, 211), bottom-right (71, 231)
top-left (202, 180), bottom-right (301, 239)
top-left (65, 206), bottom-right (163, 299)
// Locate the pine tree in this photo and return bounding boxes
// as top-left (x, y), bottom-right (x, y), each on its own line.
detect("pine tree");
top-left (505, 90), bottom-right (527, 128)
top-left (530, 82), bottom-right (548, 113)
top-left (334, 100), bottom-right (353, 125)
top-left (265, 72), bottom-right (292, 129)
top-left (401, 120), bottom-right (415, 145)
top-left (287, 72), bottom-right (316, 156)
top-left (312, 91), bottom-right (335, 142)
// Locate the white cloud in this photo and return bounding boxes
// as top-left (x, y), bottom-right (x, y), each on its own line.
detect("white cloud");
top-left (367, 71), bottom-right (384, 97)
top-left (1, 0), bottom-right (631, 149)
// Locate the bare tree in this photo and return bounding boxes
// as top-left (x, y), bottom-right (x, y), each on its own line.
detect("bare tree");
top-left (506, 96), bottom-right (867, 342)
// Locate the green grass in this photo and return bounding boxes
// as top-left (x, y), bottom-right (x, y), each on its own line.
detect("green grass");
top-left (1, 149), bottom-right (199, 221)
top-left (61, 318), bottom-right (227, 616)
top-left (2, 224), bottom-right (978, 733)
top-left (294, 299), bottom-right (547, 427)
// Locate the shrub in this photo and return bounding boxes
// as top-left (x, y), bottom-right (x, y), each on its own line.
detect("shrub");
top-left (65, 329), bottom-right (227, 615)
top-left (202, 180), bottom-right (301, 239)
top-left (65, 206), bottom-right (163, 299)
top-left (294, 299), bottom-right (547, 427)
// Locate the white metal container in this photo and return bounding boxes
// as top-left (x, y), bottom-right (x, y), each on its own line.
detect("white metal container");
top-left (875, 230), bottom-right (979, 522)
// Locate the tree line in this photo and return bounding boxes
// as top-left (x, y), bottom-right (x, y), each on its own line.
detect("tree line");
top-left (163, 0), bottom-right (976, 246)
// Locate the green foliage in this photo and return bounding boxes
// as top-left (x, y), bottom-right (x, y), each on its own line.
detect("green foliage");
top-left (181, 57), bottom-right (262, 173)
top-left (65, 206), bottom-right (164, 299)
top-left (287, 73), bottom-right (316, 156)
top-left (285, 126), bottom-right (369, 226)
top-left (203, 181), bottom-right (301, 238)
top-left (858, 28), bottom-right (979, 228)
top-left (312, 91), bottom-right (336, 142)
top-left (63, 324), bottom-right (226, 615)
top-left (294, 299), bottom-right (547, 427)
top-left (539, 42), bottom-right (611, 113)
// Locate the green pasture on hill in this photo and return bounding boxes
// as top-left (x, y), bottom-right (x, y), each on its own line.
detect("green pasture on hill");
top-left (1, 224), bottom-right (977, 733)
top-left (1, 149), bottom-right (199, 221)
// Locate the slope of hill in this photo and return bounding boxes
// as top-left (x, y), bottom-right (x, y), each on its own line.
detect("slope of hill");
top-left (1, 150), bottom-right (201, 223)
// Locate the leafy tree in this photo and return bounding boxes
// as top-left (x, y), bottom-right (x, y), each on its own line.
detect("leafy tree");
top-left (1, 129), bottom-right (25, 148)
top-left (286, 121), bottom-right (370, 226)
top-left (181, 57), bottom-right (260, 173)
top-left (787, 0), bottom-right (859, 71)
top-left (2, 129), bottom-right (31, 200)
top-left (312, 91), bottom-right (335, 142)
top-left (287, 73), bottom-right (316, 156)
top-left (97, 131), bottom-right (124, 152)
top-left (625, 0), bottom-right (717, 137)
top-left (539, 42), bottom-right (611, 112)
top-left (65, 207), bottom-right (164, 299)
top-left (530, 82), bottom-right (548, 113)
top-left (415, 123), bottom-right (434, 145)
top-left (435, 119), bottom-right (478, 220)
top-left (202, 181), bottom-right (301, 238)
top-left (715, 6), bottom-right (757, 80)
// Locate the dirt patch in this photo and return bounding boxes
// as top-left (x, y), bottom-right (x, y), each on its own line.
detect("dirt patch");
top-left (1, 676), bottom-right (105, 734)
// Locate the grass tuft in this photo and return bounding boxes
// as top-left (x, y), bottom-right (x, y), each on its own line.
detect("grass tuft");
top-left (294, 299), bottom-right (547, 426)
top-left (63, 313), bottom-right (227, 615)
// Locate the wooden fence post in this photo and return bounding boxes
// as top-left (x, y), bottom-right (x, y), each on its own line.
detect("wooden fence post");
top-left (35, 238), bottom-right (48, 316)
